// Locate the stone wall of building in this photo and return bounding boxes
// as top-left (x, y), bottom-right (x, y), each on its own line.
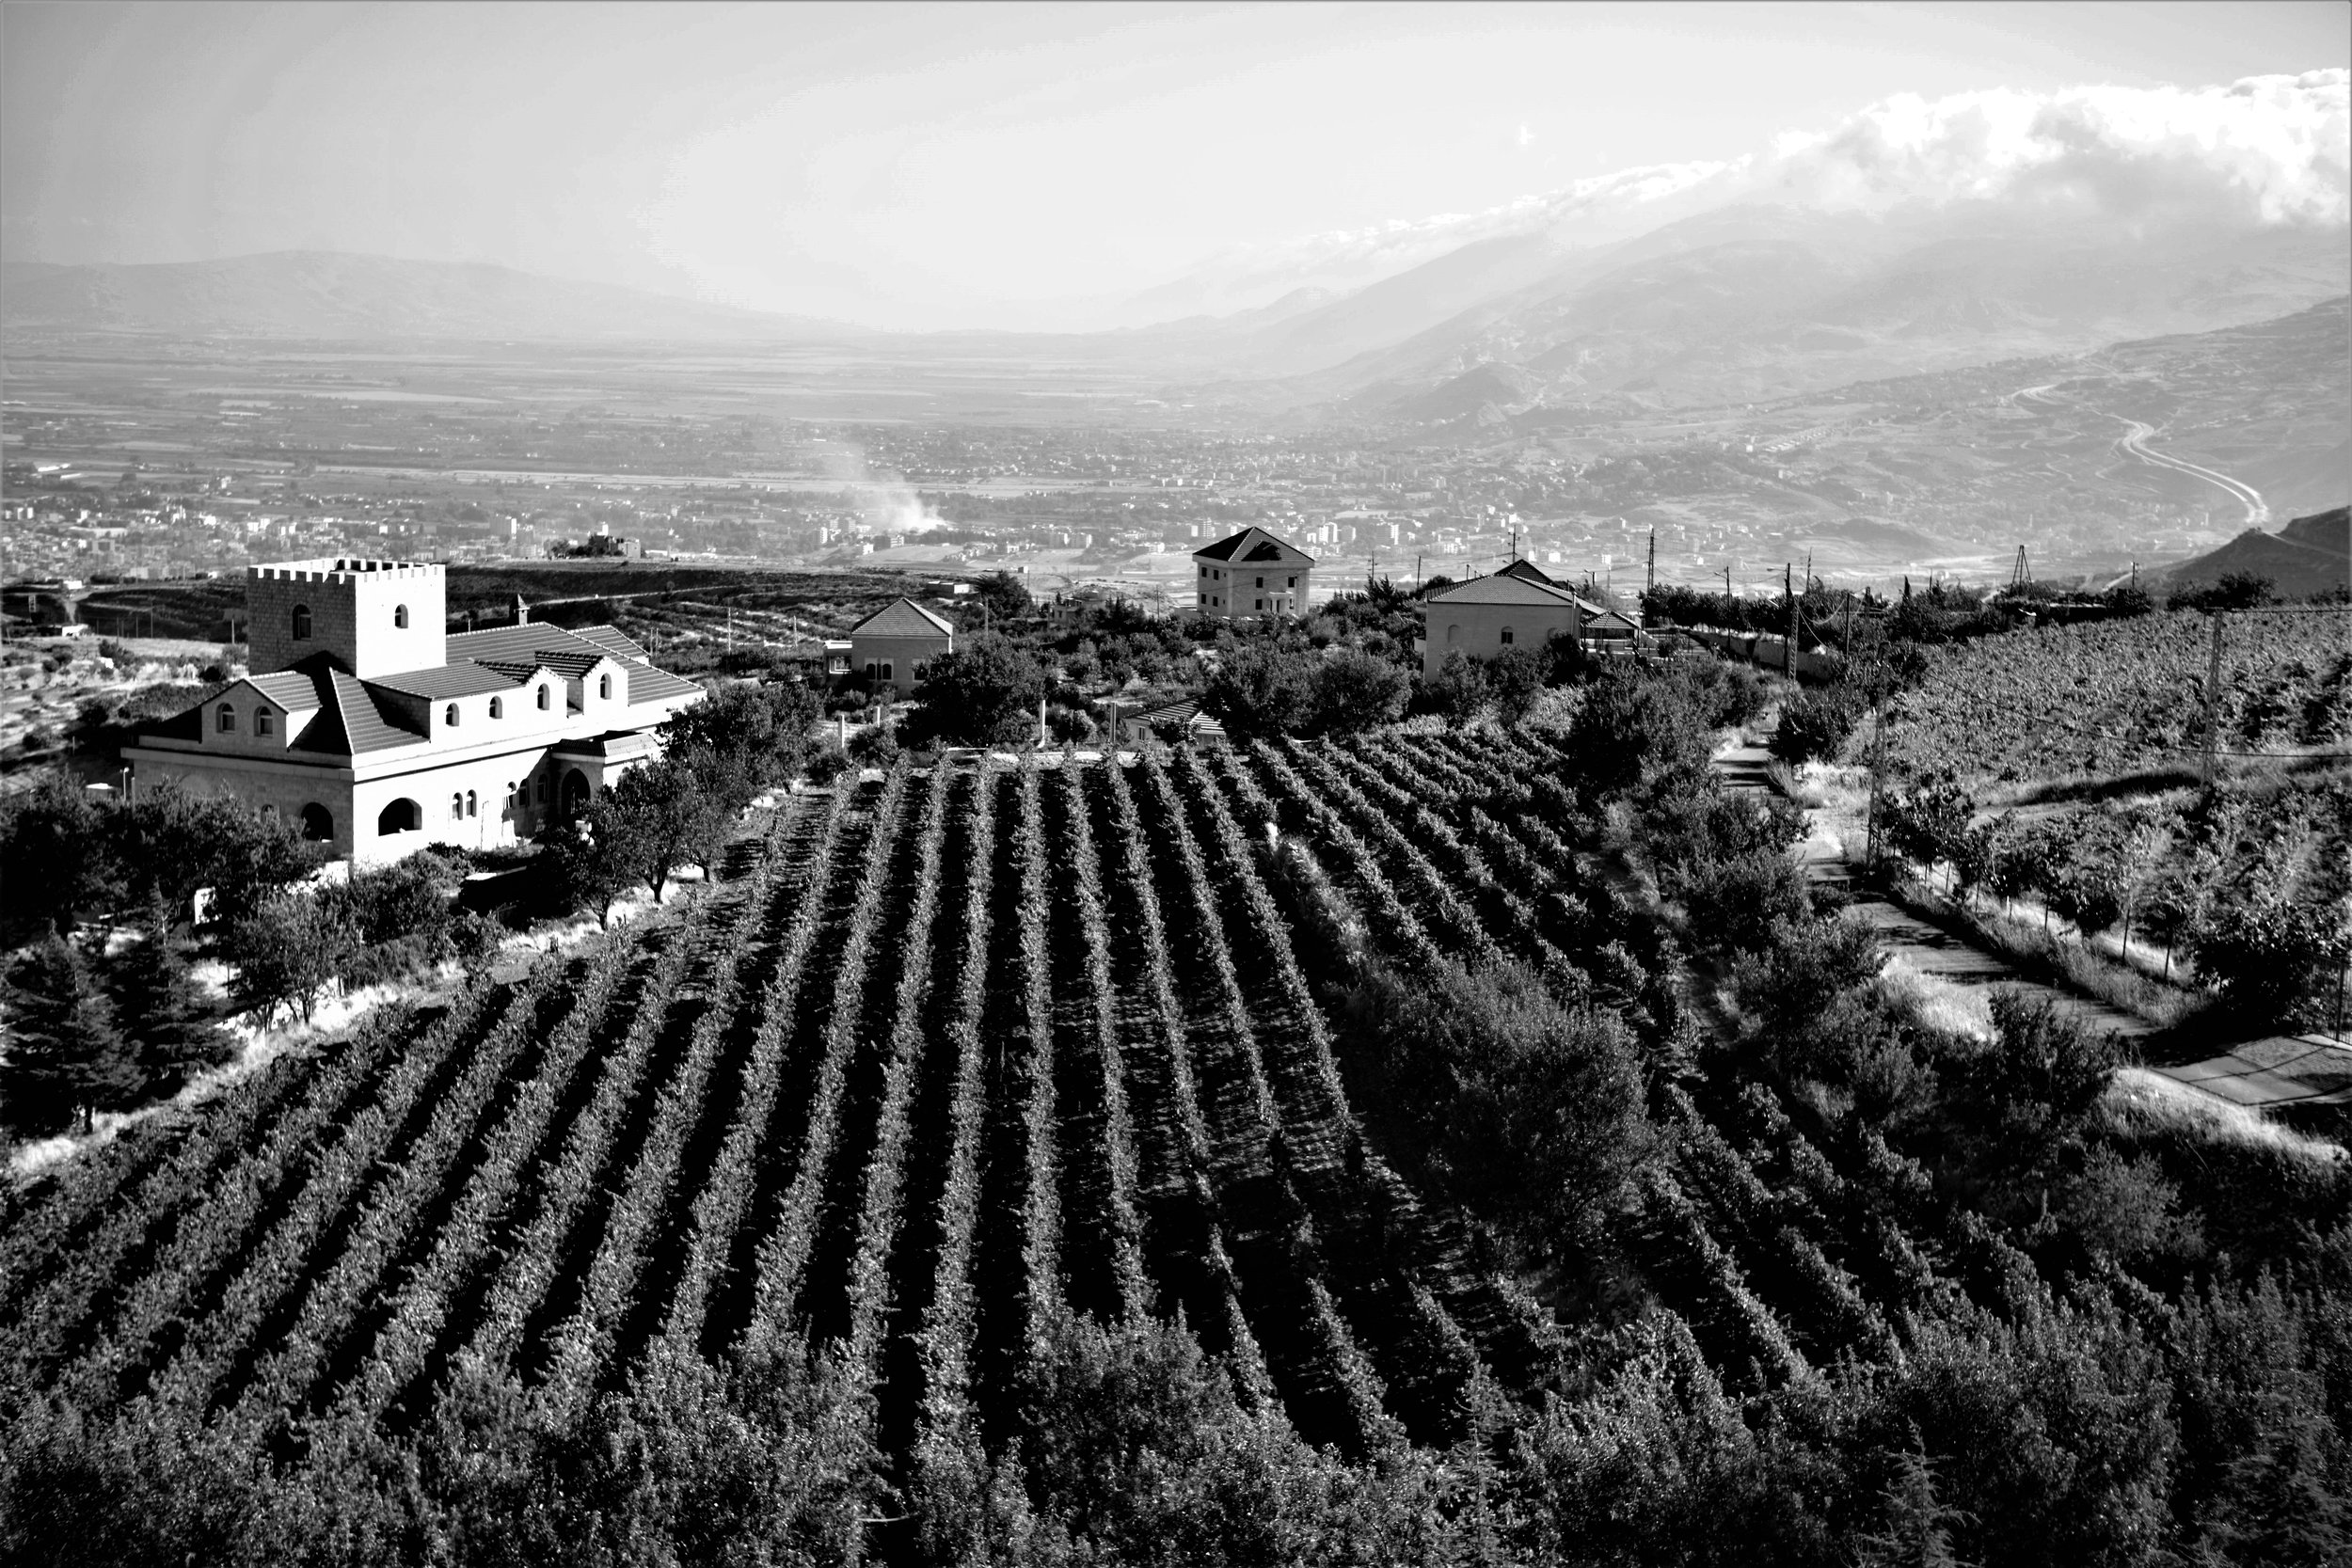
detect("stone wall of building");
top-left (246, 560), bottom-right (447, 677)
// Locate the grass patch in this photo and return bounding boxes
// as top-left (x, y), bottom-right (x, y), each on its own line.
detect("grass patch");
top-left (1877, 872), bottom-right (2227, 1046)
top-left (2105, 1067), bottom-right (2344, 1166)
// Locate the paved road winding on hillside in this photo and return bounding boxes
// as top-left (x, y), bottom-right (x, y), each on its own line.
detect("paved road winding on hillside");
top-left (2105, 413), bottom-right (2269, 527)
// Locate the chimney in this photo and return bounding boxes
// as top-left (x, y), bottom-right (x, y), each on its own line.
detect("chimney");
top-left (512, 593), bottom-right (530, 626)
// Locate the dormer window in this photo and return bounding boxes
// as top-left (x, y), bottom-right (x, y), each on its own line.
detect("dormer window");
top-left (393, 604), bottom-right (408, 629)
top-left (216, 705), bottom-right (237, 733)
top-left (254, 708), bottom-right (274, 736)
top-left (597, 673), bottom-right (612, 700)
top-left (488, 697), bottom-right (503, 720)
top-left (535, 684), bottom-right (549, 710)
top-left (445, 703), bottom-right (460, 726)
top-left (292, 604), bottom-right (311, 641)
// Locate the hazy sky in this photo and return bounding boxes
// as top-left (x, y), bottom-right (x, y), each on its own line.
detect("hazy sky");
top-left (4, 1), bottom-right (2345, 329)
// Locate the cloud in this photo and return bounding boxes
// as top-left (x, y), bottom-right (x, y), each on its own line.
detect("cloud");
top-left (1136, 71), bottom-right (2347, 320)
top-left (1762, 70), bottom-right (2349, 224)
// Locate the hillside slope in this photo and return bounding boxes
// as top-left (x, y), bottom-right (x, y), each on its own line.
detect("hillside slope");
top-left (2159, 506), bottom-right (2351, 597)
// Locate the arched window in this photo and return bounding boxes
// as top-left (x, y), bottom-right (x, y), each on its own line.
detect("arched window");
top-left (444, 703), bottom-right (460, 726)
top-left (451, 793), bottom-right (463, 821)
top-left (597, 673), bottom-right (612, 700)
top-left (465, 790), bottom-right (477, 818)
top-left (535, 684), bottom-right (550, 711)
top-left (377, 799), bottom-right (421, 835)
top-left (298, 803), bottom-right (333, 842)
top-left (488, 696), bottom-right (503, 720)
top-left (1500, 626), bottom-right (1515, 645)
top-left (882, 661), bottom-right (894, 682)
top-left (1446, 624), bottom-right (1460, 644)
top-left (291, 604), bottom-right (311, 641)
top-left (254, 707), bottom-right (274, 736)
top-left (393, 603), bottom-right (409, 629)
top-left (216, 705), bottom-right (237, 733)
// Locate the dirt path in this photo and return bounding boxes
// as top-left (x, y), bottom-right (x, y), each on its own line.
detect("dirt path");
top-left (1712, 738), bottom-right (2154, 1042)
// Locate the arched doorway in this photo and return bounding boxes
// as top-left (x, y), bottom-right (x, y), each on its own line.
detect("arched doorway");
top-left (376, 798), bottom-right (421, 836)
top-left (561, 768), bottom-right (591, 821)
top-left (299, 802), bottom-right (334, 842)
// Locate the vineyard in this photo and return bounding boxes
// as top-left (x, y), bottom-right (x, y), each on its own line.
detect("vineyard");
top-left (1883, 607), bottom-right (2351, 784)
top-left (6, 712), bottom-right (2346, 1564)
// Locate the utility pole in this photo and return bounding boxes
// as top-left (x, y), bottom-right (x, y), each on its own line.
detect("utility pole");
top-left (2201, 612), bottom-right (2223, 787)
top-left (1786, 562), bottom-right (1798, 676)
top-left (1646, 529), bottom-right (1656, 594)
top-left (1865, 703), bottom-right (1885, 872)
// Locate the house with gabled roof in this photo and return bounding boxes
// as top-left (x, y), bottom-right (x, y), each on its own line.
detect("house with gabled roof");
top-left (123, 558), bottom-right (705, 863)
top-left (1192, 526), bottom-right (1314, 620)
top-left (1420, 558), bottom-right (1622, 677)
top-left (848, 596), bottom-right (956, 697)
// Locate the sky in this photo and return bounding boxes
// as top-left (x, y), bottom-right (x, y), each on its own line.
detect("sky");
top-left (3, 1), bottom-right (2345, 330)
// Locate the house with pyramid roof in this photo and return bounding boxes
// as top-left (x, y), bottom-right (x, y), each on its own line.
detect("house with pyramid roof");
top-left (1192, 526), bottom-right (1315, 620)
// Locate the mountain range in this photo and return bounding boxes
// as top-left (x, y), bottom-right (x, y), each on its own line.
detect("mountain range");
top-left (6, 204), bottom-right (2346, 426)
top-left (0, 251), bottom-right (859, 343)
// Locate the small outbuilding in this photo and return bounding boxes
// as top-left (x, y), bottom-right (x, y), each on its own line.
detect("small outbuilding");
top-left (848, 597), bottom-right (957, 696)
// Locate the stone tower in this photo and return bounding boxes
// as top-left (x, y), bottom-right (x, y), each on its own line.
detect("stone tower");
top-left (245, 558), bottom-right (448, 677)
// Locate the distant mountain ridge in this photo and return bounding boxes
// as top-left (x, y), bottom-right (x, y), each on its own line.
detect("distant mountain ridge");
top-left (2157, 506), bottom-right (2351, 598)
top-left (1, 251), bottom-right (864, 342)
top-left (1165, 205), bottom-right (2352, 415)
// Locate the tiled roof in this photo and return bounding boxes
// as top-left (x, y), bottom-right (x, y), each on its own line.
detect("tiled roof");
top-left (627, 664), bottom-right (705, 705)
top-left (364, 663), bottom-right (519, 699)
top-left (1424, 574), bottom-right (1589, 608)
top-left (1194, 526), bottom-right (1313, 565)
top-left (445, 623), bottom-right (604, 665)
top-left (246, 671), bottom-right (326, 710)
top-left (308, 670), bottom-right (424, 755)
top-left (522, 650), bottom-right (608, 679)
top-left (850, 596), bottom-right (957, 639)
top-left (474, 657), bottom-right (557, 683)
top-left (1498, 559), bottom-right (1557, 586)
top-left (568, 625), bottom-right (651, 661)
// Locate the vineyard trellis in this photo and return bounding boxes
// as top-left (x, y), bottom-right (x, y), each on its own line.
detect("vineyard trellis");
top-left (4, 731), bottom-right (2040, 1522)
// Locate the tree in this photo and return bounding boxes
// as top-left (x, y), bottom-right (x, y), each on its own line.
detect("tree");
top-left (2, 933), bottom-right (135, 1134)
top-left (1486, 645), bottom-right (1546, 725)
top-left (111, 784), bottom-right (324, 929)
top-left (1423, 650), bottom-right (1489, 723)
top-left (1306, 648), bottom-right (1411, 736)
top-left (903, 635), bottom-right (1047, 747)
top-left (660, 679), bottom-right (819, 800)
top-left (972, 570), bottom-right (1033, 623)
top-left (221, 893), bottom-right (358, 1026)
top-left (2188, 890), bottom-right (2349, 1032)
top-left (1203, 641), bottom-right (1317, 737)
top-left (0, 773), bottom-right (121, 944)
top-left (596, 759), bottom-right (734, 900)
top-left (103, 912), bottom-right (233, 1102)
top-left (548, 813), bottom-right (655, 929)
top-left (1771, 686), bottom-right (1862, 766)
